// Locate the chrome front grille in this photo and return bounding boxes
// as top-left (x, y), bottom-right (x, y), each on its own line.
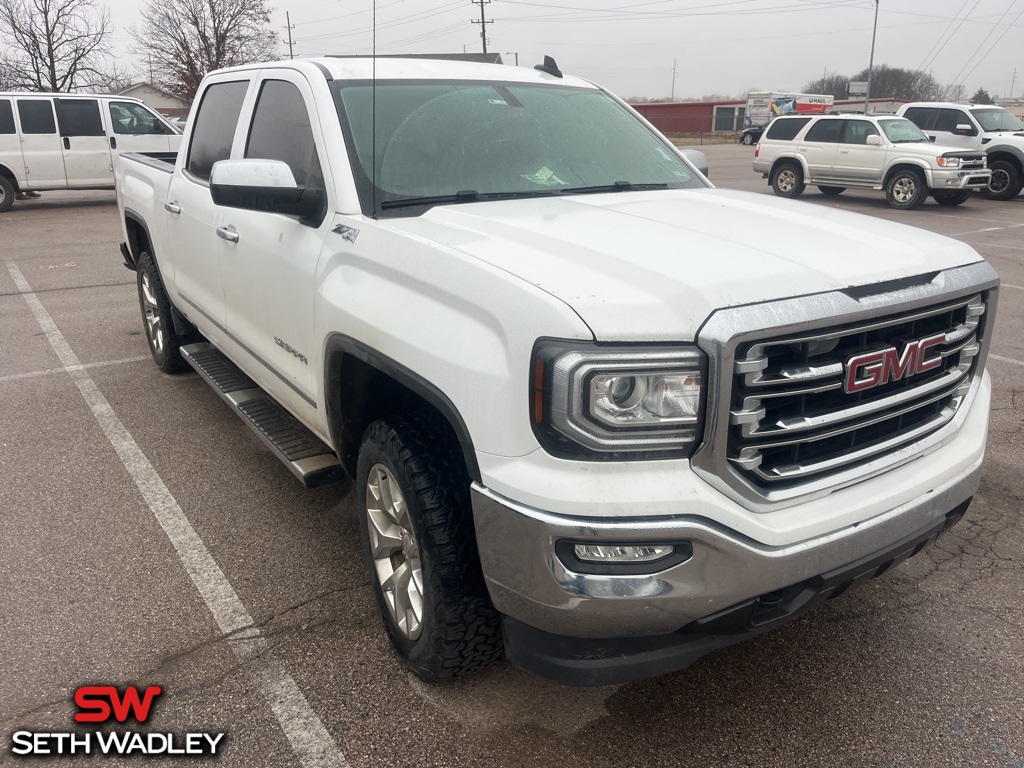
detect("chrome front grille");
top-left (727, 295), bottom-right (985, 490)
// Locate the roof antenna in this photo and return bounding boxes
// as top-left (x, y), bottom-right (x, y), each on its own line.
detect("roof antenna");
top-left (534, 55), bottom-right (562, 78)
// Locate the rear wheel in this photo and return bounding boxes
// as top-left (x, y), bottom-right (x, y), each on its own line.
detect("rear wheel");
top-left (741, 133), bottom-right (754, 145)
top-left (771, 161), bottom-right (805, 198)
top-left (0, 176), bottom-right (14, 213)
top-left (933, 190), bottom-right (971, 207)
top-left (357, 415), bottom-right (503, 681)
top-left (885, 169), bottom-right (926, 210)
top-left (137, 250), bottom-right (191, 374)
top-left (981, 160), bottom-right (1023, 201)
top-left (818, 186), bottom-right (846, 196)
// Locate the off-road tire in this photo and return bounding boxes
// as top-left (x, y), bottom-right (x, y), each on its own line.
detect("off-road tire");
top-left (818, 186), bottom-right (845, 196)
top-left (933, 190), bottom-right (971, 207)
top-left (771, 161), bottom-right (805, 198)
top-left (0, 176), bottom-right (15, 213)
top-left (885, 169), bottom-right (926, 210)
top-left (137, 250), bottom-right (191, 374)
top-left (357, 415), bottom-right (503, 681)
top-left (981, 160), bottom-right (1023, 201)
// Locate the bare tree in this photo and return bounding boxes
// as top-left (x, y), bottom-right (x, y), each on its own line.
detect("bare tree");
top-left (133, 0), bottom-right (279, 101)
top-left (0, 0), bottom-right (112, 91)
top-left (801, 73), bottom-right (852, 100)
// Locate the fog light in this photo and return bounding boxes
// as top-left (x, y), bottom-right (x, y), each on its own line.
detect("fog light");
top-left (573, 544), bottom-right (674, 563)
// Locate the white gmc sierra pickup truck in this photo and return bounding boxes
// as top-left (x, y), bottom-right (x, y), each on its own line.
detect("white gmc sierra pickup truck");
top-left (116, 57), bottom-right (999, 686)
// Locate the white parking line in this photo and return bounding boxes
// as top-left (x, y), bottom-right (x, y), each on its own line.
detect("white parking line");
top-left (7, 262), bottom-right (348, 768)
top-left (958, 241), bottom-right (1023, 250)
top-left (951, 223), bottom-right (1024, 237)
top-left (0, 355), bottom-right (151, 384)
top-left (1001, 283), bottom-right (1024, 291)
top-left (990, 354), bottom-right (1024, 368)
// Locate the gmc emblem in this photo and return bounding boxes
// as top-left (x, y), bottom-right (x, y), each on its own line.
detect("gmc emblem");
top-left (844, 333), bottom-right (945, 393)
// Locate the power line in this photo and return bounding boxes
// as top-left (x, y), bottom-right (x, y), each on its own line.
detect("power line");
top-left (471, 0), bottom-right (493, 54)
top-left (949, 0), bottom-right (1019, 88)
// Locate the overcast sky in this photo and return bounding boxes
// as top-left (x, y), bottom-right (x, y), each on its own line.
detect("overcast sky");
top-left (103, 0), bottom-right (1024, 100)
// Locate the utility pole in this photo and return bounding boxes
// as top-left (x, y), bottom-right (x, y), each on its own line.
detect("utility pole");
top-left (471, 0), bottom-right (492, 54)
top-left (284, 12), bottom-right (295, 60)
top-left (1011, 67), bottom-right (1017, 99)
top-left (671, 59), bottom-right (678, 101)
top-left (506, 51), bottom-right (519, 66)
top-left (863, 0), bottom-right (879, 114)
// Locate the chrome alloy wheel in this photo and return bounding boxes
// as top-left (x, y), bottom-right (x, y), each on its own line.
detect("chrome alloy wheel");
top-left (891, 175), bottom-right (919, 204)
top-left (776, 168), bottom-right (797, 193)
top-left (365, 463), bottom-right (424, 640)
top-left (140, 272), bottom-right (164, 354)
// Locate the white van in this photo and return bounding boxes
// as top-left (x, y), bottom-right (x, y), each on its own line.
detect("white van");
top-left (0, 93), bottom-right (182, 211)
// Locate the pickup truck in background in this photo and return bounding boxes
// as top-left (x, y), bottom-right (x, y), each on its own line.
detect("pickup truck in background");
top-left (898, 101), bottom-right (1024, 200)
top-left (116, 57), bottom-right (998, 686)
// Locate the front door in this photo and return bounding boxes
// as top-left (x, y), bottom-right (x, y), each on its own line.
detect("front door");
top-left (15, 99), bottom-right (66, 188)
top-left (833, 119), bottom-right (884, 182)
top-left (105, 100), bottom-right (178, 162)
top-left (55, 98), bottom-right (112, 186)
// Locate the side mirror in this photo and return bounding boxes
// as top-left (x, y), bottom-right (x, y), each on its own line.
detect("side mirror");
top-left (677, 148), bottom-right (709, 178)
top-left (210, 159), bottom-right (323, 220)
top-left (955, 123), bottom-right (976, 136)
top-left (928, 135), bottom-right (936, 142)
top-left (866, 135), bottom-right (883, 146)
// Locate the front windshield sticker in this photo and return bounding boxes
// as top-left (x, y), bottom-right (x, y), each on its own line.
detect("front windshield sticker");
top-left (522, 166), bottom-right (567, 187)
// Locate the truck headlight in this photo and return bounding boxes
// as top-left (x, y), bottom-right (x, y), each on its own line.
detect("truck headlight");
top-left (937, 156), bottom-right (961, 168)
top-left (531, 340), bottom-right (705, 459)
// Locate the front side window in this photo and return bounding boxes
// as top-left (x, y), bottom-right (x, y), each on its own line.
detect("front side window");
top-left (108, 101), bottom-right (173, 135)
top-left (17, 100), bottom-right (56, 134)
top-left (186, 81), bottom-right (248, 182)
top-left (56, 99), bottom-right (104, 136)
top-left (878, 118), bottom-right (928, 143)
top-left (0, 100), bottom-right (14, 134)
top-left (972, 108), bottom-right (1024, 132)
top-left (933, 109), bottom-right (974, 134)
top-left (803, 119), bottom-right (844, 143)
top-left (764, 117), bottom-right (810, 141)
top-left (333, 80), bottom-right (706, 214)
top-left (842, 120), bottom-right (879, 144)
top-left (245, 80), bottom-right (321, 187)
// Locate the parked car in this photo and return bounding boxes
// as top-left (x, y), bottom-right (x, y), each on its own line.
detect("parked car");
top-left (753, 113), bottom-right (991, 208)
top-left (0, 93), bottom-right (181, 211)
top-left (116, 57), bottom-right (996, 686)
top-left (897, 102), bottom-right (1024, 200)
top-left (738, 124), bottom-right (765, 145)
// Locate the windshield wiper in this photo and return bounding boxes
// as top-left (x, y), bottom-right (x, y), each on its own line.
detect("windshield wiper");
top-left (380, 188), bottom-right (565, 210)
top-left (559, 180), bottom-right (670, 194)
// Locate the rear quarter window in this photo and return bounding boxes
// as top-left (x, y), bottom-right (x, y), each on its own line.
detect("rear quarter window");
top-left (764, 117), bottom-right (810, 141)
top-left (901, 107), bottom-right (935, 131)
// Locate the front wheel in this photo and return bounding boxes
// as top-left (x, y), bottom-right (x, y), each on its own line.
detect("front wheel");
top-left (981, 160), bottom-right (1023, 201)
top-left (885, 169), bottom-right (926, 209)
top-left (818, 186), bottom-right (846, 196)
top-left (771, 161), bottom-right (805, 198)
top-left (933, 190), bottom-right (971, 206)
top-left (137, 250), bottom-right (191, 374)
top-left (357, 416), bottom-right (503, 681)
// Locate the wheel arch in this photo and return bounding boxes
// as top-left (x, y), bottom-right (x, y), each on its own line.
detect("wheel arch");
top-left (770, 154), bottom-right (807, 177)
top-left (985, 150), bottom-right (1023, 174)
top-left (883, 162), bottom-right (928, 187)
top-left (123, 207), bottom-right (155, 268)
top-left (324, 334), bottom-right (481, 483)
top-left (0, 162), bottom-right (19, 190)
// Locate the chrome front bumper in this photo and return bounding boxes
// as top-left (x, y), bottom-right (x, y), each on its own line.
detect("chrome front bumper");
top-left (471, 455), bottom-right (982, 640)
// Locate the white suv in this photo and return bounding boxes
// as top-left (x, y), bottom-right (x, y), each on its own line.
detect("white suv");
top-left (753, 113), bottom-right (990, 209)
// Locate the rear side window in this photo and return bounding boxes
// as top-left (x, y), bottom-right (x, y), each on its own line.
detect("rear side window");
top-left (804, 119), bottom-right (844, 143)
top-left (902, 107), bottom-right (935, 130)
top-left (764, 117), bottom-right (810, 141)
top-left (17, 100), bottom-right (56, 134)
top-left (187, 81), bottom-right (249, 181)
top-left (0, 100), bottom-right (14, 134)
top-left (56, 99), bottom-right (104, 136)
top-left (245, 80), bottom-right (321, 186)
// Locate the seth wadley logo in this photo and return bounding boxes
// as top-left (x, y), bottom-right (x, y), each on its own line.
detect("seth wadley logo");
top-left (10, 685), bottom-right (226, 757)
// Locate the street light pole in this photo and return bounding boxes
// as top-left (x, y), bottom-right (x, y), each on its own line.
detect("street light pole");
top-left (863, 0), bottom-right (879, 114)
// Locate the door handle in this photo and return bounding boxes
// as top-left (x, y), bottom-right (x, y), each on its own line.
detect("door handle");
top-left (164, 201), bottom-right (181, 215)
top-left (110, 137), bottom-right (117, 149)
top-left (216, 226), bottom-right (239, 243)
top-left (63, 136), bottom-right (70, 150)
top-left (839, 150), bottom-right (850, 155)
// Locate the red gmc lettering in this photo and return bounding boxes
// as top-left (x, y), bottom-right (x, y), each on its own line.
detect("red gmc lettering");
top-left (844, 333), bottom-right (946, 393)
top-left (74, 685), bottom-right (162, 723)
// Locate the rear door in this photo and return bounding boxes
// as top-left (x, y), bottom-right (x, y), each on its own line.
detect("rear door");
top-left (55, 98), bottom-right (112, 186)
top-left (15, 98), bottom-right (66, 188)
top-left (799, 118), bottom-right (844, 180)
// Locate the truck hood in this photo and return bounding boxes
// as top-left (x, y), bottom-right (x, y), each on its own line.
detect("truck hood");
top-left (386, 188), bottom-right (982, 341)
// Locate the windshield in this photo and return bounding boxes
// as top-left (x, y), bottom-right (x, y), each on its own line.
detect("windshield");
top-left (972, 107), bottom-right (1024, 132)
top-left (332, 80), bottom-right (705, 214)
top-left (878, 118), bottom-right (927, 143)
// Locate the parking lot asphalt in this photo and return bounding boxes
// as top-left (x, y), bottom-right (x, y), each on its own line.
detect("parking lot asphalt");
top-left (1, 144), bottom-right (1022, 768)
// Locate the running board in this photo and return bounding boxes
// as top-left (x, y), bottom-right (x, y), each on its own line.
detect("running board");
top-left (180, 342), bottom-right (344, 489)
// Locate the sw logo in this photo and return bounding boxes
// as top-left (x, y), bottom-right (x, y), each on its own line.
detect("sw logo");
top-left (9, 684), bottom-right (225, 758)
top-left (843, 333), bottom-right (945, 394)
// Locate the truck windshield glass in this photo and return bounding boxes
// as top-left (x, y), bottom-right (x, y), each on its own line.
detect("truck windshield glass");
top-left (972, 108), bottom-right (1024, 132)
top-left (878, 118), bottom-right (927, 143)
top-left (332, 80), bottom-right (705, 213)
